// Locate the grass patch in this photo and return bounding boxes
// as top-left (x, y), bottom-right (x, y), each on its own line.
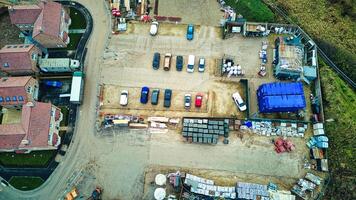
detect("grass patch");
top-left (66, 33), bottom-right (83, 50)
top-left (69, 7), bottom-right (86, 29)
top-left (0, 150), bottom-right (55, 167)
top-left (225, 0), bottom-right (275, 22)
top-left (319, 61), bottom-right (356, 199)
top-left (59, 106), bottom-right (69, 126)
top-left (9, 176), bottom-right (44, 191)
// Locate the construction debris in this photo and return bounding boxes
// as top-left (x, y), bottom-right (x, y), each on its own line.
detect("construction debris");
top-left (238, 120), bottom-right (307, 138)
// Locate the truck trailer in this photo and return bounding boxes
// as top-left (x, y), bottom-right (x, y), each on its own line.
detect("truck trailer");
top-left (39, 58), bottom-right (80, 73)
top-left (70, 71), bottom-right (84, 104)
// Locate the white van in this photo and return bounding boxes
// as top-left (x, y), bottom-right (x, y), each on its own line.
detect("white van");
top-left (232, 92), bottom-right (247, 111)
top-left (187, 55), bottom-right (195, 73)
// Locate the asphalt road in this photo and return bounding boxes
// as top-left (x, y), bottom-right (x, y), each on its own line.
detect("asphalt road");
top-left (0, 0), bottom-right (109, 199)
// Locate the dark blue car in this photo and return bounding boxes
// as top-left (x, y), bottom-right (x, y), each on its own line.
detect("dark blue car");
top-left (140, 87), bottom-right (150, 104)
top-left (152, 52), bottom-right (160, 70)
top-left (186, 24), bottom-right (194, 40)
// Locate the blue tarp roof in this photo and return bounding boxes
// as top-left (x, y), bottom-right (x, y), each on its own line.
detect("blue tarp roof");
top-left (258, 95), bottom-right (306, 113)
top-left (257, 82), bottom-right (304, 97)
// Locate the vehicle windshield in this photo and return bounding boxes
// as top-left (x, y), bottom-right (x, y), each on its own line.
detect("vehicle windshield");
top-left (188, 27), bottom-right (193, 32)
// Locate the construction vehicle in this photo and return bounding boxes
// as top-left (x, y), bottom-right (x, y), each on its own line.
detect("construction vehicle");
top-left (65, 188), bottom-right (79, 200)
top-left (87, 187), bottom-right (103, 200)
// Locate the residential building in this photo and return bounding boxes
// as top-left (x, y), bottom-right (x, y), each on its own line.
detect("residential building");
top-left (0, 44), bottom-right (42, 75)
top-left (0, 102), bottom-right (62, 153)
top-left (8, 0), bottom-right (71, 48)
top-left (0, 76), bottom-right (39, 108)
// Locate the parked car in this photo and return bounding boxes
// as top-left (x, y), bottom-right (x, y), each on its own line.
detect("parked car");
top-left (186, 24), bottom-right (194, 40)
top-left (198, 58), bottom-right (205, 72)
top-left (184, 94), bottom-right (191, 108)
top-left (120, 90), bottom-right (128, 106)
top-left (195, 93), bottom-right (203, 107)
top-left (140, 87), bottom-right (150, 104)
top-left (151, 89), bottom-right (160, 105)
top-left (164, 89), bottom-right (172, 108)
top-left (150, 21), bottom-right (159, 35)
top-left (44, 80), bottom-right (63, 88)
top-left (232, 92), bottom-right (247, 111)
top-left (176, 55), bottom-right (183, 71)
top-left (187, 55), bottom-right (195, 73)
top-left (152, 52), bottom-right (160, 70)
top-left (163, 53), bottom-right (172, 71)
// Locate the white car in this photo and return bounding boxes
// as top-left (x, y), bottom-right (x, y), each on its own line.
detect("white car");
top-left (184, 94), bottom-right (191, 108)
top-left (232, 92), bottom-right (247, 111)
top-left (120, 90), bottom-right (128, 106)
top-left (198, 58), bottom-right (205, 72)
top-left (150, 21), bottom-right (159, 36)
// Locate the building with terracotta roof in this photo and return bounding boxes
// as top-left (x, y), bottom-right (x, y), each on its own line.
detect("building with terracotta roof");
top-left (0, 102), bottom-right (62, 152)
top-left (0, 44), bottom-right (42, 75)
top-left (9, 0), bottom-right (71, 48)
top-left (0, 76), bottom-right (39, 108)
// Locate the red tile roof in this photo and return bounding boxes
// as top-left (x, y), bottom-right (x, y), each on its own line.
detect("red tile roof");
top-left (8, 5), bottom-right (42, 25)
top-left (0, 125), bottom-right (25, 149)
top-left (0, 102), bottom-right (61, 151)
top-left (20, 102), bottom-right (51, 149)
top-left (0, 44), bottom-right (40, 74)
top-left (33, 1), bottom-right (62, 38)
top-left (0, 76), bottom-right (34, 106)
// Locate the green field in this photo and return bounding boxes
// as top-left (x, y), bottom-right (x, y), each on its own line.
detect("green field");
top-left (9, 176), bottom-right (44, 191)
top-left (225, 0), bottom-right (275, 22)
top-left (0, 150), bottom-right (55, 167)
top-left (319, 62), bottom-right (356, 199)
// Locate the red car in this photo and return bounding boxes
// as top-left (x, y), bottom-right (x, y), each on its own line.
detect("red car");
top-left (195, 94), bottom-right (203, 107)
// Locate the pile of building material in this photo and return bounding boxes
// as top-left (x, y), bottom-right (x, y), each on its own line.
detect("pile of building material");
top-left (236, 182), bottom-right (269, 200)
top-left (148, 117), bottom-right (180, 133)
top-left (238, 120), bottom-right (307, 138)
top-left (102, 114), bottom-right (145, 128)
top-left (182, 118), bottom-right (230, 144)
top-left (221, 58), bottom-right (245, 77)
top-left (291, 173), bottom-right (322, 199)
top-left (307, 136), bottom-right (329, 149)
top-left (258, 41), bottom-right (268, 77)
top-left (184, 174), bottom-right (236, 199)
top-left (313, 123), bottom-right (325, 136)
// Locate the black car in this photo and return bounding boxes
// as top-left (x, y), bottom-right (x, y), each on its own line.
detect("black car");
top-left (176, 55), bottom-right (183, 71)
top-left (164, 89), bottom-right (172, 108)
top-left (152, 52), bottom-right (160, 70)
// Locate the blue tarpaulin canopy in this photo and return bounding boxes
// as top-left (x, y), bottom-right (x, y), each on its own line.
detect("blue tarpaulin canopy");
top-left (257, 82), bottom-right (306, 113)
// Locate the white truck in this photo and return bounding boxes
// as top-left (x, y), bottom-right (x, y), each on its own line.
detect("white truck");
top-left (39, 58), bottom-right (80, 73)
top-left (70, 71), bottom-right (84, 104)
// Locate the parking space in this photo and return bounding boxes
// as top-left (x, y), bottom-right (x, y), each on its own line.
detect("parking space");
top-left (100, 23), bottom-right (269, 120)
top-left (102, 85), bottom-right (209, 113)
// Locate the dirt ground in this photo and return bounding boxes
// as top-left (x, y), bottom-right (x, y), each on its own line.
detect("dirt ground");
top-left (154, 0), bottom-right (223, 26)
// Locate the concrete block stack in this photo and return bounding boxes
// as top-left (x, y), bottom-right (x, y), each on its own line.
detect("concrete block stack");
top-left (236, 182), bottom-right (269, 200)
top-left (182, 118), bottom-right (230, 144)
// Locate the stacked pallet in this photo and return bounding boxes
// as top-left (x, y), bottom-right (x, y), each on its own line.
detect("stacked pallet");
top-left (182, 118), bottom-right (230, 144)
top-left (236, 182), bottom-right (269, 200)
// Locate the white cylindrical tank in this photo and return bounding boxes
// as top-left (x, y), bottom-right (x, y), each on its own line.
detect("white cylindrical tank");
top-left (154, 188), bottom-right (166, 200)
top-left (155, 174), bottom-right (166, 186)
